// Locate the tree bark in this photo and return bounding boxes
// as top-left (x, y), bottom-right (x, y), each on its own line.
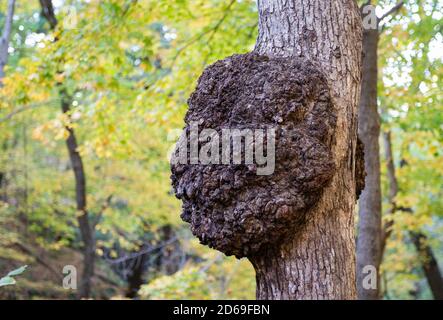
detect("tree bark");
top-left (39, 0), bottom-right (58, 30)
top-left (251, 0), bottom-right (362, 299)
top-left (356, 12), bottom-right (382, 300)
top-left (356, 1), bottom-right (405, 299)
top-left (0, 0), bottom-right (16, 80)
top-left (383, 131), bottom-right (443, 300)
top-left (60, 88), bottom-right (95, 298)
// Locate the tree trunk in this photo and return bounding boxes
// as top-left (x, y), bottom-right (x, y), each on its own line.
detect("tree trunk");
top-left (60, 89), bottom-right (95, 298)
top-left (410, 232), bottom-right (443, 300)
top-left (39, 0), bottom-right (58, 30)
top-left (380, 131), bottom-right (397, 257)
top-left (39, 0), bottom-right (94, 298)
top-left (383, 131), bottom-right (443, 300)
top-left (356, 17), bottom-right (382, 299)
top-left (251, 0), bottom-right (362, 299)
top-left (125, 244), bottom-right (149, 299)
top-left (0, 0), bottom-right (16, 79)
top-left (355, 0), bottom-right (405, 300)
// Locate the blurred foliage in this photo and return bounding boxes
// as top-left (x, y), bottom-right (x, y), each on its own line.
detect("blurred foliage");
top-left (139, 238), bottom-right (255, 299)
top-left (374, 0), bottom-right (442, 299)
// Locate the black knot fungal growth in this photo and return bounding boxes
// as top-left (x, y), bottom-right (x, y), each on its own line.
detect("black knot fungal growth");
top-left (355, 137), bottom-right (366, 199)
top-left (171, 52), bottom-right (337, 258)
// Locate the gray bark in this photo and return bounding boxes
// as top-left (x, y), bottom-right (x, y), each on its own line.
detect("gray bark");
top-left (0, 0), bottom-right (16, 79)
top-left (356, 0), bottom-right (404, 300)
top-left (356, 13), bottom-right (382, 300)
top-left (251, 0), bottom-right (362, 299)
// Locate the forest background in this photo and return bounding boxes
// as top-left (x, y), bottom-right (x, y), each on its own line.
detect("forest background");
top-left (0, 0), bottom-right (441, 300)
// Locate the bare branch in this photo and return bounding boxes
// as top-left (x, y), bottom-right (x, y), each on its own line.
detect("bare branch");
top-left (14, 242), bottom-right (63, 282)
top-left (0, 99), bottom-right (59, 123)
top-left (105, 237), bottom-right (179, 264)
top-left (379, 131), bottom-right (396, 261)
top-left (92, 194), bottom-right (114, 228)
top-left (122, 0), bottom-right (139, 17)
top-left (170, 0), bottom-right (236, 66)
top-left (378, 1), bottom-right (404, 23)
top-left (39, 0), bottom-right (58, 30)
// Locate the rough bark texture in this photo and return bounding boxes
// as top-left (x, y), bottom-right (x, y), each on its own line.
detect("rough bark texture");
top-left (172, 53), bottom-right (337, 258)
top-left (0, 0), bottom-right (16, 79)
top-left (383, 131), bottom-right (443, 300)
top-left (356, 22), bottom-right (382, 300)
top-left (172, 0), bottom-right (362, 300)
top-left (251, 0), bottom-right (362, 300)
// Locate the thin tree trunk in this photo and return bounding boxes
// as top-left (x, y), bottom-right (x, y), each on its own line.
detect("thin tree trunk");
top-left (0, 0), bottom-right (16, 79)
top-left (39, 0), bottom-right (58, 30)
top-left (251, 0), bottom-right (362, 299)
top-left (39, 0), bottom-right (94, 298)
top-left (356, 1), bottom-right (405, 299)
top-left (59, 88), bottom-right (95, 298)
top-left (383, 131), bottom-right (443, 300)
top-left (356, 18), bottom-right (382, 299)
top-left (380, 131), bottom-right (397, 257)
top-left (410, 232), bottom-right (443, 300)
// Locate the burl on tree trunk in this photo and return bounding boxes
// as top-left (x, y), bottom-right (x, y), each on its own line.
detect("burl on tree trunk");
top-left (171, 0), bottom-right (363, 299)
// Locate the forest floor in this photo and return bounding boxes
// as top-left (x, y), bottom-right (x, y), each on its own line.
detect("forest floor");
top-left (0, 240), bottom-right (123, 299)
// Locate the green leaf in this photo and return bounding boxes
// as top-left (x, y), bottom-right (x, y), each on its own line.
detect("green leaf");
top-left (7, 265), bottom-right (28, 277)
top-left (0, 276), bottom-right (16, 287)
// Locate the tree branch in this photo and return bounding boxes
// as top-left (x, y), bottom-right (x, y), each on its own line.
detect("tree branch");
top-left (378, 1), bottom-right (404, 23)
top-left (170, 0), bottom-right (236, 66)
top-left (92, 194), bottom-right (113, 228)
top-left (14, 242), bottom-right (63, 282)
top-left (105, 237), bottom-right (179, 264)
top-left (0, 99), bottom-right (59, 123)
top-left (380, 130), bottom-right (397, 263)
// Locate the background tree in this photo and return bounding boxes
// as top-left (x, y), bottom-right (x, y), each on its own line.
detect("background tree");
top-left (0, 0), bottom-right (15, 79)
top-left (356, 0), bottom-right (404, 300)
top-left (39, 0), bottom-right (96, 298)
top-left (383, 131), bottom-right (443, 299)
